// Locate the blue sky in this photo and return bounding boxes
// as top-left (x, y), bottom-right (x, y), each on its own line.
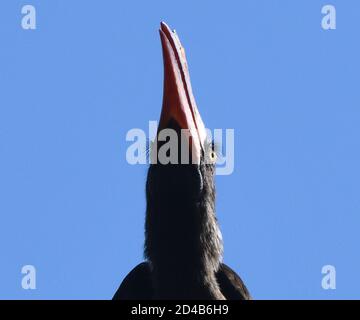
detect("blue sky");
top-left (0, 0), bottom-right (359, 299)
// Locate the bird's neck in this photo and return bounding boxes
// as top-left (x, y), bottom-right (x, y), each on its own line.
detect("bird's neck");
top-left (144, 195), bottom-right (224, 299)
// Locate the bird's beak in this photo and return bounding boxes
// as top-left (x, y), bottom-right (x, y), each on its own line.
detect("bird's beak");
top-left (157, 22), bottom-right (207, 165)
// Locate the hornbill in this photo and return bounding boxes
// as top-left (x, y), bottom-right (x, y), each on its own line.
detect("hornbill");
top-left (113, 22), bottom-right (251, 300)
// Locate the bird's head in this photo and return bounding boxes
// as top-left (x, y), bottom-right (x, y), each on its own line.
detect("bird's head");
top-left (145, 23), bottom-right (222, 271)
top-left (147, 22), bottom-right (218, 201)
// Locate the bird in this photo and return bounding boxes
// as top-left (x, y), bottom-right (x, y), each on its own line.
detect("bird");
top-left (113, 22), bottom-right (251, 300)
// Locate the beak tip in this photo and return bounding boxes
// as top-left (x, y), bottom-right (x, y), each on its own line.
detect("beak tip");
top-left (160, 21), bottom-right (169, 29)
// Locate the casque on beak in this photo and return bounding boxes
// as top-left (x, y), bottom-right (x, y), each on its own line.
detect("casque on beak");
top-left (157, 22), bottom-right (207, 165)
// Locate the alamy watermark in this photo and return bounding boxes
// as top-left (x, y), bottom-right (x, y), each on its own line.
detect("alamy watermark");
top-left (321, 265), bottom-right (336, 290)
top-left (126, 121), bottom-right (235, 175)
top-left (21, 5), bottom-right (36, 30)
top-left (321, 4), bottom-right (336, 30)
top-left (21, 265), bottom-right (36, 290)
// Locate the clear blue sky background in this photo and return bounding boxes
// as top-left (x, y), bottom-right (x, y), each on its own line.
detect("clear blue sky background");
top-left (0, 0), bottom-right (359, 299)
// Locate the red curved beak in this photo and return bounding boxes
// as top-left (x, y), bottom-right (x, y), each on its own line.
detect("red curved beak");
top-left (158, 22), bottom-right (207, 164)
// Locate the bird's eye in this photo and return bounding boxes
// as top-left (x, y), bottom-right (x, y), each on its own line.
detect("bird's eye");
top-left (210, 150), bottom-right (217, 162)
top-left (205, 141), bottom-right (218, 164)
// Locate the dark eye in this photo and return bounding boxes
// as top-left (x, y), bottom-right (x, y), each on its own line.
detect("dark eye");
top-left (205, 140), bottom-right (218, 163)
top-left (210, 150), bottom-right (217, 161)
